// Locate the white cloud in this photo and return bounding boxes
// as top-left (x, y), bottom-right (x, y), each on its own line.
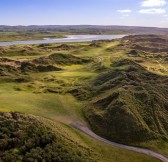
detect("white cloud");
top-left (163, 14), bottom-right (168, 16)
top-left (117, 9), bottom-right (132, 13)
top-left (139, 8), bottom-right (166, 14)
top-left (141, 0), bottom-right (167, 7)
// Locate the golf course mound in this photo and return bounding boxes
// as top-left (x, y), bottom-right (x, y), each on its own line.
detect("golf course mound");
top-left (55, 44), bottom-right (77, 50)
top-left (33, 53), bottom-right (90, 65)
top-left (0, 63), bottom-right (19, 76)
top-left (20, 62), bottom-right (62, 72)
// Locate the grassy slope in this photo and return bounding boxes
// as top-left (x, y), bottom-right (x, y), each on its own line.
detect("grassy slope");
top-left (0, 112), bottom-right (95, 162)
top-left (84, 59), bottom-right (168, 147)
top-left (0, 83), bottom-right (84, 124)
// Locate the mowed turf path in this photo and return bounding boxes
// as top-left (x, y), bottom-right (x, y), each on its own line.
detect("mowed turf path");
top-left (72, 122), bottom-right (168, 162)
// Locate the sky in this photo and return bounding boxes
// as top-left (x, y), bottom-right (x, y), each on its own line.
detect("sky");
top-left (0, 0), bottom-right (168, 27)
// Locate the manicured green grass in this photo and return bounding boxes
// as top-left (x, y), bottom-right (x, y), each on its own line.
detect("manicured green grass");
top-left (0, 92), bottom-right (83, 125)
top-left (0, 83), bottom-right (85, 124)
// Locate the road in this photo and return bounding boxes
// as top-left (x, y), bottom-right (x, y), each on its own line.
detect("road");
top-left (71, 122), bottom-right (168, 162)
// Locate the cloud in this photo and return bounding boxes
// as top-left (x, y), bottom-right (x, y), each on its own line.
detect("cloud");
top-left (141, 0), bottom-right (167, 7)
top-left (139, 8), bottom-right (166, 14)
top-left (117, 9), bottom-right (132, 13)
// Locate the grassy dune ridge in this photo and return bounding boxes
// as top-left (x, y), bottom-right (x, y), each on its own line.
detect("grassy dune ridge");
top-left (84, 59), bottom-right (168, 145)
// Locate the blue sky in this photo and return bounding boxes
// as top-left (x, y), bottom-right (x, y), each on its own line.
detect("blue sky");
top-left (0, 0), bottom-right (168, 27)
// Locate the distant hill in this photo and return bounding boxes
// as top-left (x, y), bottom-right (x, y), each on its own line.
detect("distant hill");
top-left (122, 34), bottom-right (168, 53)
top-left (0, 25), bottom-right (168, 35)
